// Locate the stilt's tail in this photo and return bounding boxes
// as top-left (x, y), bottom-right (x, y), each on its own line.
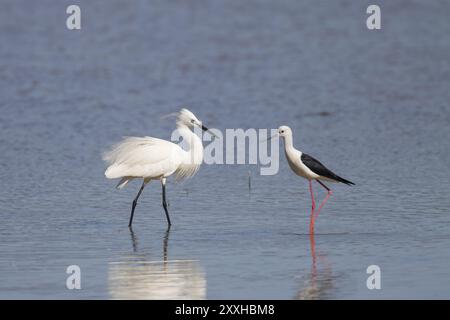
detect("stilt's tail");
top-left (334, 175), bottom-right (355, 186)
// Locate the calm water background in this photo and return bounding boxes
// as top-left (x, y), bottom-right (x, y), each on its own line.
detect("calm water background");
top-left (1, 0), bottom-right (450, 299)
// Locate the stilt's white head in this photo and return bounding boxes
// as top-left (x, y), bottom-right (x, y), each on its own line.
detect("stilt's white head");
top-left (262, 125), bottom-right (293, 142)
top-left (277, 125), bottom-right (292, 138)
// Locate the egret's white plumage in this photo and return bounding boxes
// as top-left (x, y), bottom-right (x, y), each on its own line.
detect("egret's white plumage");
top-left (103, 108), bottom-right (214, 227)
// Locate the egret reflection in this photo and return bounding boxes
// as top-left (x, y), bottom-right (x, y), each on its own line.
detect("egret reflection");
top-left (108, 228), bottom-right (206, 299)
top-left (296, 234), bottom-right (333, 299)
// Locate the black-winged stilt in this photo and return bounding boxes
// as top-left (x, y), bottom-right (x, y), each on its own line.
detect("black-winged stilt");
top-left (271, 125), bottom-right (354, 234)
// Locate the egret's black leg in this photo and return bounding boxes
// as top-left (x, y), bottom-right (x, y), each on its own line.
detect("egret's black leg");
top-left (129, 181), bottom-right (146, 227)
top-left (161, 178), bottom-right (172, 226)
top-left (163, 226), bottom-right (170, 265)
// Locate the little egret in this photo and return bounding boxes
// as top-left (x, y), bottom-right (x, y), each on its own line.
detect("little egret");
top-left (103, 108), bottom-right (215, 227)
top-left (269, 126), bottom-right (354, 234)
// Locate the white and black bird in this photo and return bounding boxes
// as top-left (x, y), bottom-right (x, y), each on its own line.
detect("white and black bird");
top-left (103, 108), bottom-right (216, 227)
top-left (271, 125), bottom-right (354, 234)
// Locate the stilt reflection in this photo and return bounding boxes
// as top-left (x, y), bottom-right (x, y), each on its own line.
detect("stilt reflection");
top-left (296, 233), bottom-right (333, 299)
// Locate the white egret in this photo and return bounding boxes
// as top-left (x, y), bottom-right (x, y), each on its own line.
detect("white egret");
top-left (269, 126), bottom-right (354, 234)
top-left (103, 108), bottom-right (215, 227)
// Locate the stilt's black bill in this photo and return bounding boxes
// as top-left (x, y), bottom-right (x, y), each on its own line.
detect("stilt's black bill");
top-left (260, 133), bottom-right (278, 143)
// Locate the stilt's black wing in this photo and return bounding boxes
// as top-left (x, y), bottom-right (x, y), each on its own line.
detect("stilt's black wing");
top-left (301, 153), bottom-right (354, 185)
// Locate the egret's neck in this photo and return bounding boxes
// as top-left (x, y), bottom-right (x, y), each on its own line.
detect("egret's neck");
top-left (176, 123), bottom-right (203, 164)
top-left (282, 134), bottom-right (294, 151)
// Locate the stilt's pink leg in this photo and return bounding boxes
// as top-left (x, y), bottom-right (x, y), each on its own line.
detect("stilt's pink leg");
top-left (309, 180), bottom-right (316, 210)
top-left (309, 180), bottom-right (316, 234)
top-left (313, 184), bottom-right (332, 222)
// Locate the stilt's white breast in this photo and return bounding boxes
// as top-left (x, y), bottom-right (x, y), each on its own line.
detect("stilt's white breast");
top-left (285, 149), bottom-right (320, 180)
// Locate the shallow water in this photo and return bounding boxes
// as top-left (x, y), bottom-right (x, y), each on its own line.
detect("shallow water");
top-left (1, 0), bottom-right (450, 299)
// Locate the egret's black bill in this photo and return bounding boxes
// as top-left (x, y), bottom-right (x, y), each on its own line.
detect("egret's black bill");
top-left (201, 125), bottom-right (218, 138)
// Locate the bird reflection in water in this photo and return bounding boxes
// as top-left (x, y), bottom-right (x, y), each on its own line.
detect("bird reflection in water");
top-left (296, 233), bottom-right (333, 299)
top-left (108, 227), bottom-right (206, 299)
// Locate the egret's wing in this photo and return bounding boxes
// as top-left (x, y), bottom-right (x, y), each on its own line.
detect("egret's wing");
top-left (103, 137), bottom-right (170, 165)
top-left (103, 137), bottom-right (183, 179)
